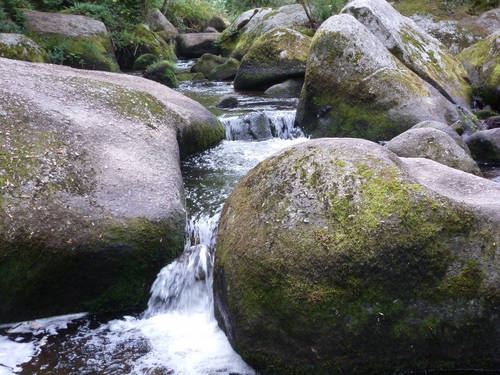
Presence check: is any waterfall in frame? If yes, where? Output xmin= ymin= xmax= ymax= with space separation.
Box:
xmin=144 ymin=214 xmax=220 ymax=318
xmin=220 ymin=110 xmax=304 ymax=141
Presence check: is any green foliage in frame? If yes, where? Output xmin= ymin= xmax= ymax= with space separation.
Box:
xmin=165 ymin=0 xmax=221 ymax=32
xmin=308 ymin=0 xmax=347 ymax=23
xmin=223 ymin=0 xmax=294 ymax=16
xmin=0 ymin=0 xmax=29 ymax=33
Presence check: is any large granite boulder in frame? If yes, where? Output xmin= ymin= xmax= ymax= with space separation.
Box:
xmin=234 ymin=28 xmax=310 ymax=91
xmin=410 ymin=120 xmax=469 ymax=152
xmin=296 ymin=14 xmax=459 ymax=141
xmin=176 ymin=33 xmax=220 ymax=58
xmin=459 ymin=31 xmax=500 ymax=111
xmin=466 ymin=128 xmax=500 ymax=163
xmin=342 ymin=0 xmax=471 ymax=108
xmin=386 ymin=128 xmax=481 ymax=175
xmin=215 ymin=138 xmax=500 ymax=374
xmin=0 ymin=33 xmax=49 ymax=63
xmin=146 ymin=8 xmax=178 ymax=37
xmin=0 ymin=59 xmax=179 ymax=322
xmin=23 ymin=10 xmax=119 ymax=72
xmin=218 ymin=4 xmax=311 ymax=60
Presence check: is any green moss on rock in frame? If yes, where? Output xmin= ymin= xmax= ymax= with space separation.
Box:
xmin=0 ymin=33 xmax=49 ymax=63
xmin=144 ymin=60 xmax=179 ymax=88
xmin=116 ymin=24 xmax=176 ymax=70
xmin=459 ymin=31 xmax=500 ymax=110
xmin=215 ymin=138 xmax=499 ymax=374
xmin=29 ymin=31 xmax=119 ymax=72
xmin=179 ymin=120 xmax=225 ymax=156
xmin=133 ymin=53 xmax=158 ymax=71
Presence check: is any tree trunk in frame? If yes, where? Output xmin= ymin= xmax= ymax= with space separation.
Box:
xmin=299 ymin=0 xmax=317 ymax=29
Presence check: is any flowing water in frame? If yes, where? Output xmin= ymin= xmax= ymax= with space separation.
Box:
xmin=0 ymin=61 xmax=306 ymax=375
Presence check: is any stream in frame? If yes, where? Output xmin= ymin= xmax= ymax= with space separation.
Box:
xmin=1 ymin=60 xmax=498 ymax=375
xmin=0 ymin=60 xmax=307 ymax=375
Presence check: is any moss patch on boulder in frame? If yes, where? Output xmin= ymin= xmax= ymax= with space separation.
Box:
xmin=144 ymin=60 xmax=179 ymax=88
xmin=215 ymin=138 xmax=500 ymax=374
xmin=459 ymin=31 xmax=500 ymax=111
xmin=296 ymin=14 xmax=459 ymax=141
xmin=0 ymin=33 xmax=49 ymax=63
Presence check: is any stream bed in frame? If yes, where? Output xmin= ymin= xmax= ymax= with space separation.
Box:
xmin=0 ymin=62 xmax=307 ymax=375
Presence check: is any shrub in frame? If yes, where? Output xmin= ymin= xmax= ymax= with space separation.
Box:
xmin=164 ymin=0 xmax=222 ymax=32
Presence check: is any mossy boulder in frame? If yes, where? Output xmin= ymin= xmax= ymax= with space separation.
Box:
xmin=208 ymin=57 xmax=239 ymax=81
xmin=215 ymin=138 xmax=500 ymax=375
xmin=144 ymin=60 xmax=178 ymax=88
xmin=264 ymin=78 xmax=303 ymax=98
xmin=206 ymin=15 xmax=230 ymax=32
xmin=133 ymin=53 xmax=158 ymax=71
xmin=116 ymin=24 xmax=177 ymax=71
xmin=176 ymin=33 xmax=220 ymax=58
xmin=342 ymin=0 xmax=471 ymax=108
xmin=465 ymin=128 xmax=500 ymax=163
xmin=23 ymin=10 xmax=119 ymax=72
xmin=459 ymin=31 xmax=500 ymax=111
xmin=0 ymin=58 xmax=191 ymax=323
xmin=296 ymin=14 xmax=459 ymax=141
xmin=0 ymin=33 xmax=49 ymax=63
xmin=191 ymin=53 xmax=227 ymax=77
xmin=386 ymin=128 xmax=481 ymax=175
xmin=234 ymin=28 xmax=310 ymax=91
xmin=217 ymin=5 xmax=311 ymax=60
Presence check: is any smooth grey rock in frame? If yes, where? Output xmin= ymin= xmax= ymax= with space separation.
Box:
xmin=0 ymin=57 xmax=193 ymax=322
xmin=411 ymin=120 xmax=469 ymax=152
xmin=466 ymin=128 xmax=500 ymax=163
xmin=342 ymin=0 xmax=471 ymax=108
xmin=264 ymin=78 xmax=303 ymax=98
xmin=23 ymin=9 xmax=108 ymax=37
xmin=296 ymin=14 xmax=460 ymax=141
xmin=203 ymin=26 xmax=218 ymax=33
xmin=215 ymin=137 xmax=500 ymax=374
xmin=386 ymin=127 xmax=481 ymax=175
xmin=176 ymin=33 xmax=220 ymax=58
xmin=486 ymin=116 xmax=500 ymax=129
xmin=146 ymin=8 xmax=178 ymax=35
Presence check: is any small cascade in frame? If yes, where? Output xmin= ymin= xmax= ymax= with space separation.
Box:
xmin=144 ymin=214 xmax=220 ymax=318
xmin=220 ymin=110 xmax=304 ymax=141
